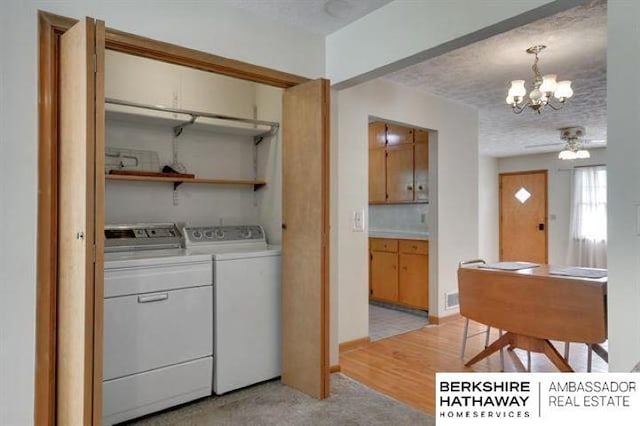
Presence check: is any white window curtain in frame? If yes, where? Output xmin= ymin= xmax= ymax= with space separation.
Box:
xmin=567 ymin=165 xmax=607 ymax=267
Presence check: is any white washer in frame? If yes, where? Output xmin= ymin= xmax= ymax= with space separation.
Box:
xmin=184 ymin=225 xmax=282 ymax=394
xmin=103 ymin=224 xmax=213 ymax=425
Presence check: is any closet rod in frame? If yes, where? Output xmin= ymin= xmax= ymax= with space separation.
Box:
xmin=105 ymin=97 xmax=280 ymax=138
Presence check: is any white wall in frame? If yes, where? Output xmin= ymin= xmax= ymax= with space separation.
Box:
xmin=105 ymin=121 xmax=260 ymax=226
xmin=478 ymin=155 xmax=499 ymax=261
xmin=335 ymin=79 xmax=478 ymax=344
xmin=607 ymin=1 xmax=640 ymax=372
xmin=496 ymin=149 xmax=606 ymax=265
xmin=0 ymin=2 xmax=323 ymax=424
xmin=326 ymin=0 xmax=559 ymax=86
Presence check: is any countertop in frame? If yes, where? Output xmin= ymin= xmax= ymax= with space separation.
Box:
xmin=368 ymin=230 xmax=429 ymax=241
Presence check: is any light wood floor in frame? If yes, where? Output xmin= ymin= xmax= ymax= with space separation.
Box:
xmin=340 ymin=317 xmax=607 ymax=415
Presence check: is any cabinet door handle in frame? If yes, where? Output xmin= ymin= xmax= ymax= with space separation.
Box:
xmin=412 ymin=245 xmax=418 ymax=250
xmin=138 ymin=293 xmax=169 ymax=303
xmin=418 ymin=185 xmax=423 ymax=191
xmin=407 ymin=185 xmax=413 ymax=191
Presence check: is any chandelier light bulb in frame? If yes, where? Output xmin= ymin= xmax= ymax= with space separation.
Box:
xmin=506 ymin=95 xmax=515 ymax=105
xmin=539 ymin=74 xmax=558 ymax=94
xmin=554 ymin=81 xmax=573 ymax=100
xmin=509 ymin=80 xmax=527 ymax=98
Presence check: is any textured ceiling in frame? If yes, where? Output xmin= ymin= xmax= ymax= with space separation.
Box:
xmin=222 ymin=0 xmax=393 ymax=35
xmin=384 ymin=1 xmax=607 ymax=157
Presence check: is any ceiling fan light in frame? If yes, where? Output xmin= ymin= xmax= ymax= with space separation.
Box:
xmin=509 ymin=80 xmax=527 ymax=98
xmin=575 ymin=149 xmax=591 ymax=159
xmin=554 ymin=81 xmax=573 ymax=99
xmin=539 ymin=74 xmax=558 ymax=94
xmin=559 ymin=150 xmax=577 ymax=160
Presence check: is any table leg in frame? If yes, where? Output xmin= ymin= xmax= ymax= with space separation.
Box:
xmin=541 ymin=340 xmax=573 ymax=372
xmin=464 ymin=332 xmax=512 ymax=367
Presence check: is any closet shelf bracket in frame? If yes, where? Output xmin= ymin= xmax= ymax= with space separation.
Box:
xmin=254 ymin=123 xmax=279 ymax=145
xmin=174 ymin=115 xmax=197 ymax=138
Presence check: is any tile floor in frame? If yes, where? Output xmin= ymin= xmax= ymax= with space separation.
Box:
xmin=369 ymin=304 xmax=429 ymax=341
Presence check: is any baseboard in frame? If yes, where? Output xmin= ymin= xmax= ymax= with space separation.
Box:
xmin=428 ymin=313 xmax=462 ymax=325
xmin=339 ymin=337 xmax=371 ymax=353
xmin=329 ymin=364 xmax=341 ymax=373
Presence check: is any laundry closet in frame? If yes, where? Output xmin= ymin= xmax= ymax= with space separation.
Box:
xmin=101 ymin=50 xmax=284 ymax=424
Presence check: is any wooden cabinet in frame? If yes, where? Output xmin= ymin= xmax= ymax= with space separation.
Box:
xmin=386 ymin=124 xmax=413 ymax=146
xmin=370 ymin=251 xmax=398 ymax=302
xmin=386 ymin=145 xmax=414 ymax=202
xmin=414 ymin=141 xmax=428 ymax=202
xmin=368 ymin=149 xmax=386 ymax=203
xmin=368 ymin=121 xmax=429 ymax=204
xmin=368 ymin=122 xmax=387 ymax=149
xmin=369 ymin=238 xmax=428 ymax=310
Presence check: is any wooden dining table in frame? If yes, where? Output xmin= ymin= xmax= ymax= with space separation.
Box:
xmin=458 ymin=263 xmax=607 ymax=372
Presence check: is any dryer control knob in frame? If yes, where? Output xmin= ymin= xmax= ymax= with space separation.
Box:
xmin=192 ymin=230 xmax=202 ymax=239
xmin=215 ymin=229 xmax=225 ymax=239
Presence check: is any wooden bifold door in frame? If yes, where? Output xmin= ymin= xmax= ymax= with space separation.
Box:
xmin=57 ymin=16 xmax=105 ymax=425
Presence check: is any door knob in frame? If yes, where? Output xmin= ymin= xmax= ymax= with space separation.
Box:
xmin=538 ymin=223 xmax=545 ymax=231
xmin=282 ymin=223 xmax=287 ymax=230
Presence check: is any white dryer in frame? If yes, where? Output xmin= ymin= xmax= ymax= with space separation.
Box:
xmin=183 ymin=225 xmax=282 ymax=394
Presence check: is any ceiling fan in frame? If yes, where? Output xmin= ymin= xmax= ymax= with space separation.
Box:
xmin=524 ymin=126 xmax=605 ymax=159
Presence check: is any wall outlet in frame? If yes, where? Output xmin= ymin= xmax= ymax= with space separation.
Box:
xmin=420 ymin=213 xmax=426 ymax=224
xmin=352 ymin=208 xmax=365 ymax=232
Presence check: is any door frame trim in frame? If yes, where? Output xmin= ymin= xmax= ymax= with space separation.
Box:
xmin=498 ymin=169 xmax=548 ymax=263
xmin=36 ymin=9 xmax=320 ymax=424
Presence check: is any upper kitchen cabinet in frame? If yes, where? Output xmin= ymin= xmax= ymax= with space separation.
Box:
xmin=368 ymin=121 xmax=386 ymax=149
xmin=369 ymin=148 xmax=386 ymax=203
xmin=368 ymin=121 xmax=429 ymax=204
xmin=106 ymin=51 xmax=180 ymax=114
xmin=414 ymin=132 xmax=429 ymax=201
xmin=386 ymin=124 xmax=413 ymax=146
xmin=180 ymin=67 xmax=256 ymax=119
xmin=386 ymin=144 xmax=414 ymax=203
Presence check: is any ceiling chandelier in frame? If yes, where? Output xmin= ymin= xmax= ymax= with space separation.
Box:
xmin=558 ymin=126 xmax=590 ymax=160
xmin=506 ymin=45 xmax=574 ymax=114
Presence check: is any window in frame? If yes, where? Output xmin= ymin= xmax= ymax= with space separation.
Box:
xmin=567 ymin=165 xmax=607 ymax=267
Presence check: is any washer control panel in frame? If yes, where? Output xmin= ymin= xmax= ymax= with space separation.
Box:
xmin=183 ymin=225 xmax=265 ymax=246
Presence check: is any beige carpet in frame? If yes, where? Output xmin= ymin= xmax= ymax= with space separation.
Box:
xmin=123 ymin=373 xmax=434 ymax=425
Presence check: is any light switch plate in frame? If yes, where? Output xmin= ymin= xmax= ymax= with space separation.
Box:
xmin=352 ymin=208 xmax=365 ymax=232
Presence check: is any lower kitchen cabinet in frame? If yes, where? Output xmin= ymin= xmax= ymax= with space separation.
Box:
xmin=399 ymin=253 xmax=428 ymax=310
xmin=370 ymin=251 xmax=398 ymax=302
xmin=369 ymin=238 xmax=429 ymax=311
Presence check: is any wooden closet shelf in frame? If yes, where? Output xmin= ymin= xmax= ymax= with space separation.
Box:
xmin=106 ymin=174 xmax=267 ymax=190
